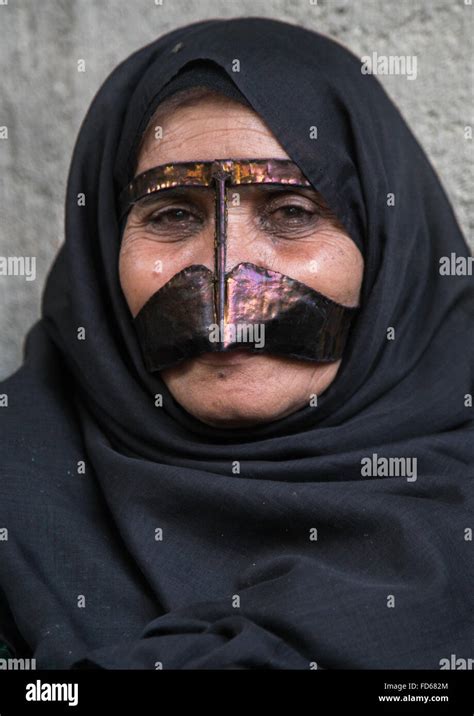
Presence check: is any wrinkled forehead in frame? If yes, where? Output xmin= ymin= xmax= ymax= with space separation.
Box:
xmin=118 ymin=157 xmax=311 ymax=220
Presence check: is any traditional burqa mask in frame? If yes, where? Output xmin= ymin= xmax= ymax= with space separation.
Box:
xmin=119 ymin=157 xmax=359 ymax=372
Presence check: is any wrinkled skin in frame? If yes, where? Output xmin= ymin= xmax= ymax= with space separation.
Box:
xmin=119 ymin=94 xmax=364 ymax=427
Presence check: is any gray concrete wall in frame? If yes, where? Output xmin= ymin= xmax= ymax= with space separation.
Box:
xmin=0 ymin=0 xmax=472 ymax=380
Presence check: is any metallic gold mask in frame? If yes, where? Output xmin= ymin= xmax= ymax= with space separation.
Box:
xmin=119 ymin=159 xmax=358 ymax=372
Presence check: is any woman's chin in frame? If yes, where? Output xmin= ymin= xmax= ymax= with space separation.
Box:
xmin=174 ymin=397 xmax=298 ymax=428
xmin=161 ymin=353 xmax=341 ymax=427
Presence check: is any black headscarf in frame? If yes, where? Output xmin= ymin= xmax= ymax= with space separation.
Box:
xmin=1 ymin=18 xmax=472 ymax=669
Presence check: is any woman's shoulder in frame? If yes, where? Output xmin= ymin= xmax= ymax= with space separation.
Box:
xmin=0 ymin=321 xmax=83 ymax=460
xmin=0 ymin=322 xmax=87 ymax=507
xmin=0 ymin=588 xmax=33 ymax=661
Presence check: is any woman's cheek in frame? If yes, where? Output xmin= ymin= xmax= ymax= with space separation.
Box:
xmin=281 ymin=234 xmax=363 ymax=306
xmin=119 ymin=237 xmax=166 ymax=315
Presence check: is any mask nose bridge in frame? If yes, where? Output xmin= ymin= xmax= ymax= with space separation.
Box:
xmin=210 ymin=161 xmax=231 ymax=344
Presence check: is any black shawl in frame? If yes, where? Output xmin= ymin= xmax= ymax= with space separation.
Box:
xmin=1 ymin=17 xmax=472 ymax=669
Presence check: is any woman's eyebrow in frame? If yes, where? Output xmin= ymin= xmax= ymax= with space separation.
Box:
xmin=130 ymin=184 xmax=327 ymax=212
xmin=132 ymin=185 xmax=212 ymax=208
xmin=262 ymin=186 xmax=320 ymax=198
xmin=238 ymin=185 xmax=329 ymax=205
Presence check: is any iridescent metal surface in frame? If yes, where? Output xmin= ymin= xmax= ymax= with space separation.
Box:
xmin=118 ymin=158 xmax=312 ymax=219
xmin=119 ymin=158 xmax=358 ymax=372
xmin=133 ymin=262 xmax=358 ymax=373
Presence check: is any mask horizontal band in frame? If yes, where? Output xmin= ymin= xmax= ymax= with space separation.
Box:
xmin=118 ymin=158 xmax=311 ymax=219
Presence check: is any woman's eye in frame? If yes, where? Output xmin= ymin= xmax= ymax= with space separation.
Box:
xmin=256 ymin=197 xmax=323 ymax=240
xmin=261 ymin=201 xmax=318 ymax=233
xmin=148 ymin=207 xmax=202 ymax=227
xmin=271 ymin=205 xmax=314 ymax=221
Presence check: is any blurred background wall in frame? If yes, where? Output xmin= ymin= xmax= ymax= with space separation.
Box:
xmin=0 ymin=0 xmax=472 ymax=380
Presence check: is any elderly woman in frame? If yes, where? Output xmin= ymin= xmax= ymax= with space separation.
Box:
xmin=0 ymin=18 xmax=472 ymax=670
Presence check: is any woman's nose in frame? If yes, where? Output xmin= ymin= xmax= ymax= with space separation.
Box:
xmin=187 ymin=197 xmax=273 ymax=272
xmin=222 ymin=205 xmax=272 ymax=271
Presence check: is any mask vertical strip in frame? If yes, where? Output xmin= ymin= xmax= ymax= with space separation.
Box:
xmin=211 ymin=162 xmax=230 ymax=350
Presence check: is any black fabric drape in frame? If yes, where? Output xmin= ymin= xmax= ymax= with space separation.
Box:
xmin=0 ymin=17 xmax=472 ymax=670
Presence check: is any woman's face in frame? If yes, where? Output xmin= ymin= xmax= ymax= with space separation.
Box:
xmin=119 ymin=95 xmax=364 ymax=427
